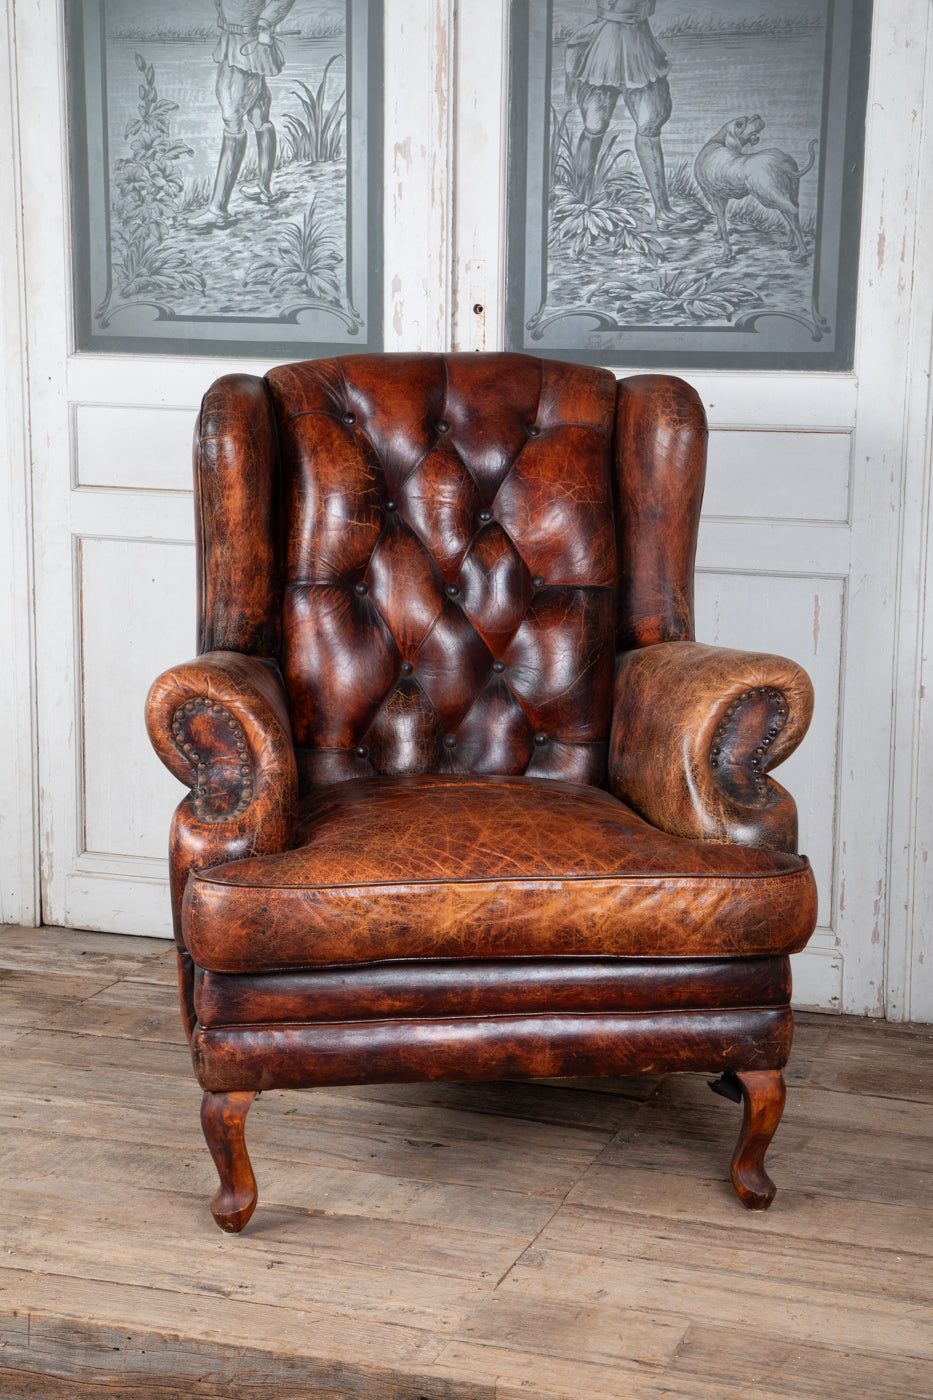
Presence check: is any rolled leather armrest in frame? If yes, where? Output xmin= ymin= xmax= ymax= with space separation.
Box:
xmin=145 ymin=650 xmax=298 ymax=942
xmin=609 ymin=641 xmax=814 ymax=852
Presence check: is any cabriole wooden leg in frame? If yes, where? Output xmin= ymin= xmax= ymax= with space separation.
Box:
xmin=722 ymin=1069 xmax=778 ymax=1204
xmin=730 ymin=1069 xmax=786 ymax=1210
xmin=200 ymin=1090 xmax=258 ymax=1233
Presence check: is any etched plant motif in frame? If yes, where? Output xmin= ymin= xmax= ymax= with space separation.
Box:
xmin=105 ymin=53 xmax=204 ymax=304
xmin=281 ymin=56 xmax=346 ymax=164
xmin=605 ymin=267 xmax=765 ymax=324
xmin=653 ymin=268 xmax=762 ymax=321
xmin=548 ymin=109 xmax=662 ymax=264
xmin=245 ymin=197 xmax=342 ymax=302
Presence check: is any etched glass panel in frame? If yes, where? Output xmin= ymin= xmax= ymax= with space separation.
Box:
xmin=67 ymin=0 xmax=382 ymax=355
xmin=508 ymin=0 xmax=872 ymax=369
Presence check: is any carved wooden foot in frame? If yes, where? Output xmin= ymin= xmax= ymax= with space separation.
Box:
xmin=200 ymin=1090 xmax=258 ymax=1233
xmin=730 ymin=1069 xmax=786 ymax=1210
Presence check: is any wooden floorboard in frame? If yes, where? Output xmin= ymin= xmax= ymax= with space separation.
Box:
xmin=1 ymin=927 xmax=932 ymax=1399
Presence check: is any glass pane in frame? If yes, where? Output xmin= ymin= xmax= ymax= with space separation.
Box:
xmin=66 ymin=0 xmax=383 ymax=356
xmin=507 ymin=0 xmax=872 ymax=369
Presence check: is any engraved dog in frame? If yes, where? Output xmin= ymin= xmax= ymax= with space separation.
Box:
xmin=693 ymin=115 xmax=818 ymax=265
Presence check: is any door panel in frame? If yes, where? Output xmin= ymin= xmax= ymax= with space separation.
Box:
xmin=702 ymin=430 xmax=852 ymax=524
xmin=80 ymin=537 xmax=195 ymax=861
xmin=695 ymin=569 xmax=845 ymax=1010
xmin=74 ymin=406 xmax=195 ymax=493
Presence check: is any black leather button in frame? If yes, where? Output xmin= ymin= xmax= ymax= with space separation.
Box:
xmin=478 ymin=510 xmax=492 ymax=523
xmin=437 ymin=420 xmax=450 ymax=433
xmin=446 ymin=583 xmax=460 ymax=597
xmin=532 ymin=574 xmax=545 ymax=588
xmin=528 ymin=425 xmax=541 ymax=437
xmin=385 ymin=500 xmax=396 ymax=512
xmin=534 ymin=732 xmax=549 ymax=746
xmin=354 ymin=581 xmax=368 ymax=595
xmin=355 ymin=743 xmax=368 ymax=758
xmin=443 ymin=734 xmax=457 ymax=748
xmin=400 ymin=661 xmax=413 ymax=675
xmin=343 ymin=412 xmax=356 ymax=425
xmin=492 ymin=660 xmax=505 ymax=673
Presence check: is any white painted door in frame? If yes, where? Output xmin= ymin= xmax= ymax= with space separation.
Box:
xmin=10 ymin=0 xmax=933 ymax=1022
xmin=453 ymin=0 xmax=933 ymax=1019
xmin=14 ymin=0 xmax=453 ymax=939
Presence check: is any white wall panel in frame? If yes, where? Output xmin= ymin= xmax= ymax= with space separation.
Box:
xmin=704 ymin=430 xmax=851 ymax=523
xmin=79 ymin=537 xmax=195 ymax=862
xmin=695 ymin=569 xmax=845 ymax=1010
xmin=75 ymin=405 xmax=196 ymax=493
xmin=694 ymin=570 xmax=844 ymax=919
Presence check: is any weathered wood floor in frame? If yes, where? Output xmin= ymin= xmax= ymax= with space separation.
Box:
xmin=0 ymin=926 xmax=931 ymax=1400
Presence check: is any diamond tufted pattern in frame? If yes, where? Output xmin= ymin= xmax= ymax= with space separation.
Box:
xmin=265 ymin=354 xmax=618 ymax=792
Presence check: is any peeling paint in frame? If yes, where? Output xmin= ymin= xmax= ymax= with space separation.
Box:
xmin=870 ymin=879 xmax=883 ymax=946
xmin=391 ymin=275 xmax=403 ymax=339
xmin=839 ymin=879 xmax=845 ymax=912
xmin=393 ymin=138 xmax=413 ymax=173
xmin=877 ymin=226 xmax=885 ymax=271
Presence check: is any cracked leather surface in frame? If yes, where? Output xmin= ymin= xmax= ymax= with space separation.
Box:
xmin=268 ymin=353 xmax=618 ymax=789
xmin=191 ymin=1008 xmax=794 ymax=1093
xmin=194 ymin=955 xmax=792 ymax=1028
xmin=610 ymin=640 xmax=814 ymax=851
xmin=183 ymin=774 xmax=816 ymax=973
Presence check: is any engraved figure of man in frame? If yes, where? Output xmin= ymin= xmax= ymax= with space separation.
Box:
xmin=566 ymin=0 xmax=676 ymax=227
xmin=189 ymin=0 xmax=296 ymax=230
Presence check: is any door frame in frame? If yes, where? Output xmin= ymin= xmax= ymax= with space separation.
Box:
xmin=0 ymin=0 xmax=40 ymax=928
xmin=887 ymin=4 xmax=933 ymax=1022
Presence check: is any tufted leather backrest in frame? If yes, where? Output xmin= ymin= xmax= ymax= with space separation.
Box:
xmin=263 ymin=353 xmax=618 ymax=791
xmin=194 ymin=353 xmax=708 ymax=796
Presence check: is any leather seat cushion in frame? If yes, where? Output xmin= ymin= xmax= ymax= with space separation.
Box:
xmin=183 ymin=775 xmax=817 ymax=973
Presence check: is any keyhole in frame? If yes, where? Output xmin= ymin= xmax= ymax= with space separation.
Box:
xmin=472 ymin=303 xmax=484 ymax=315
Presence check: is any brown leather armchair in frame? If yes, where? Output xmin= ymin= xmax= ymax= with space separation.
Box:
xmin=146 ymin=353 xmax=816 ymax=1233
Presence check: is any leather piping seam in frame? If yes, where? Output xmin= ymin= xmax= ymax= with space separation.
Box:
xmin=194 ymin=860 xmax=811 ymax=892
xmin=192 ymin=1005 xmax=790 ymax=1033
xmin=288 ymin=775 xmax=657 ymax=804
xmin=193 ymin=953 xmax=792 ymax=976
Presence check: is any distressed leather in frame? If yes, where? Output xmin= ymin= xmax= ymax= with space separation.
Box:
xmin=194 ymin=956 xmax=793 ymax=1028
xmin=192 ymin=1008 xmax=794 ymax=1094
xmin=265 ymin=354 xmax=618 ymax=790
xmin=145 ymin=649 xmax=298 ymax=948
xmin=611 ymin=641 xmax=814 ymax=851
xmin=184 ymin=776 xmax=816 ymax=973
xmin=144 ymin=351 xmax=818 ymax=1104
